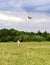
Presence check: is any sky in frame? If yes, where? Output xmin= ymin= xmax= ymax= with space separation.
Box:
xmin=0 ymin=0 xmax=50 ymax=32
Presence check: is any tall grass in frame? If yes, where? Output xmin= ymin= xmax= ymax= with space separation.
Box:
xmin=0 ymin=42 xmax=50 ymax=65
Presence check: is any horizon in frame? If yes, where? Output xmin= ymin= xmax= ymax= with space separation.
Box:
xmin=0 ymin=28 xmax=49 ymax=33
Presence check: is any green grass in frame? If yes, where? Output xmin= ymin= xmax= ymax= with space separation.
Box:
xmin=0 ymin=42 xmax=50 ymax=65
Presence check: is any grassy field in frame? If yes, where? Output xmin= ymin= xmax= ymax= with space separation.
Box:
xmin=0 ymin=42 xmax=50 ymax=65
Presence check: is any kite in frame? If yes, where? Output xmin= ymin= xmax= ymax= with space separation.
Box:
xmin=28 ymin=16 xmax=32 ymax=19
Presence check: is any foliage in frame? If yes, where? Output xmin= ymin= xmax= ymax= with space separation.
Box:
xmin=31 ymin=35 xmax=46 ymax=41
xmin=0 ymin=28 xmax=50 ymax=42
xmin=47 ymin=35 xmax=50 ymax=41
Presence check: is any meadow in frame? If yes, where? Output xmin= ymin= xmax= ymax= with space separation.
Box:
xmin=0 ymin=42 xmax=50 ymax=65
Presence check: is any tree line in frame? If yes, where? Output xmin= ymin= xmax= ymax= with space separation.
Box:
xmin=0 ymin=28 xmax=50 ymax=42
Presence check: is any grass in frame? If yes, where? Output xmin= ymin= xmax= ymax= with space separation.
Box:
xmin=0 ymin=42 xmax=50 ymax=65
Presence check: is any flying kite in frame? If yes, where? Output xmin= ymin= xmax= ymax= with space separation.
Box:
xmin=28 ymin=16 xmax=32 ymax=19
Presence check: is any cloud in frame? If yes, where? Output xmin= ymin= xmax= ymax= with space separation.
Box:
xmin=0 ymin=0 xmax=50 ymax=32
xmin=18 ymin=0 xmax=50 ymax=6
xmin=0 ymin=13 xmax=24 ymax=22
xmin=0 ymin=0 xmax=50 ymax=15
xmin=0 ymin=11 xmax=50 ymax=23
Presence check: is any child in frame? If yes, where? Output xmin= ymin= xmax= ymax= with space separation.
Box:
xmin=17 ymin=40 xmax=20 ymax=47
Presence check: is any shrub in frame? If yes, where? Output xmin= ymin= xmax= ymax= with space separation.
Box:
xmin=32 ymin=35 xmax=46 ymax=42
xmin=47 ymin=35 xmax=50 ymax=41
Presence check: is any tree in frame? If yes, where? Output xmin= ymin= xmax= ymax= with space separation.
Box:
xmin=47 ymin=35 xmax=50 ymax=41
xmin=42 ymin=31 xmax=48 ymax=38
xmin=37 ymin=30 xmax=42 ymax=35
xmin=0 ymin=28 xmax=49 ymax=42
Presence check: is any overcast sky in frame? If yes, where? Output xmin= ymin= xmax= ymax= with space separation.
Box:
xmin=0 ymin=0 xmax=50 ymax=32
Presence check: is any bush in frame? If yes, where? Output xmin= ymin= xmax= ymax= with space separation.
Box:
xmin=47 ymin=35 xmax=50 ymax=41
xmin=1 ymin=36 xmax=11 ymax=42
xmin=22 ymin=35 xmax=31 ymax=41
xmin=32 ymin=35 xmax=46 ymax=41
